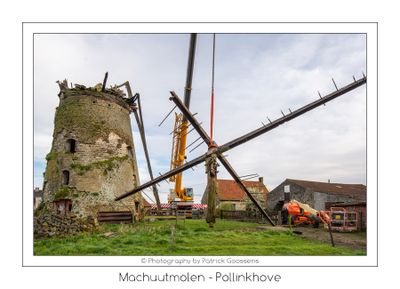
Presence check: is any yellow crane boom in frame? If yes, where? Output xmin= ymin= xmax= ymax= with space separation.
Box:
xmin=169 ymin=113 xmax=192 ymax=202
xmin=168 ymin=33 xmax=197 ymax=203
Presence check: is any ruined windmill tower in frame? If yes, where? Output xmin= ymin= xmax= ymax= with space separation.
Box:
xmin=42 ymin=79 xmax=143 ymax=221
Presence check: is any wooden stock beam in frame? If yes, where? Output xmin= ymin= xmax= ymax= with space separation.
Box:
xmin=115 ymin=76 xmax=367 ymax=215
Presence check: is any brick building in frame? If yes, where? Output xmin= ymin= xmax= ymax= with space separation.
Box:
xmin=201 ymin=177 xmax=269 ymax=211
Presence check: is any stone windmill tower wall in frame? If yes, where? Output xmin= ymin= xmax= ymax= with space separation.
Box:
xmin=42 ymin=80 xmax=143 ymax=220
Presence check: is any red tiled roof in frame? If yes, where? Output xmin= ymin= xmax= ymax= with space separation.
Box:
xmin=287 ymin=179 xmax=366 ymax=199
xmin=217 ymin=179 xmax=269 ymax=201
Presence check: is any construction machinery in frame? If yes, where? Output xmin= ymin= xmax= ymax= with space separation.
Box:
xmin=168 ymin=112 xmax=194 ymax=205
xmin=281 ymin=200 xmax=358 ymax=232
xmin=281 ymin=199 xmax=336 ymax=247
xmin=281 ymin=199 xmax=331 ymax=228
xmin=324 ymin=206 xmax=358 ymax=232
xmin=166 ymin=34 xmax=197 ymax=215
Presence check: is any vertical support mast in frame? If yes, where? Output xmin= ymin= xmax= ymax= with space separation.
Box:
xmin=183 ymin=33 xmax=197 ymax=114
xmin=174 ymin=33 xmax=197 ymax=200
xmin=209 ymin=33 xmax=216 ymax=146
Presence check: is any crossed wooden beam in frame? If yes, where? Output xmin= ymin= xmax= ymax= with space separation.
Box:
xmin=115 ymin=75 xmax=367 ymax=226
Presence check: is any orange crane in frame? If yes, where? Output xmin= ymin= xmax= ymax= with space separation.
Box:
xmin=281 ymin=199 xmax=331 ymax=228
xmin=281 ymin=199 xmax=336 ymax=246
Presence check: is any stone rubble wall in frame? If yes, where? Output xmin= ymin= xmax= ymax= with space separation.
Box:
xmin=34 ymin=213 xmax=98 ymax=238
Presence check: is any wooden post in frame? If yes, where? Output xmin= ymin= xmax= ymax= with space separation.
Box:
xmin=327 ymin=222 xmax=335 ymax=247
xmin=205 ymin=153 xmax=218 ymax=228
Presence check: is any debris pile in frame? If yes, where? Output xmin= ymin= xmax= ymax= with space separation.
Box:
xmin=34 ymin=213 xmax=98 ymax=238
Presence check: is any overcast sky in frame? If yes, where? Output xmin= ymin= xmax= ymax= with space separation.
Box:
xmin=34 ymin=33 xmax=366 ymax=204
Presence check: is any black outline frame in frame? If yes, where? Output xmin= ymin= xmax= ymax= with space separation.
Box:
xmin=22 ymin=21 xmax=378 ymax=268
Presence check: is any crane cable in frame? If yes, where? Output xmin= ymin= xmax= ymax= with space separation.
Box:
xmin=209 ymin=33 xmax=216 ymax=148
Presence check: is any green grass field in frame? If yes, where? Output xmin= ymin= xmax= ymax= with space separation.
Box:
xmin=34 ymin=219 xmax=366 ymax=256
